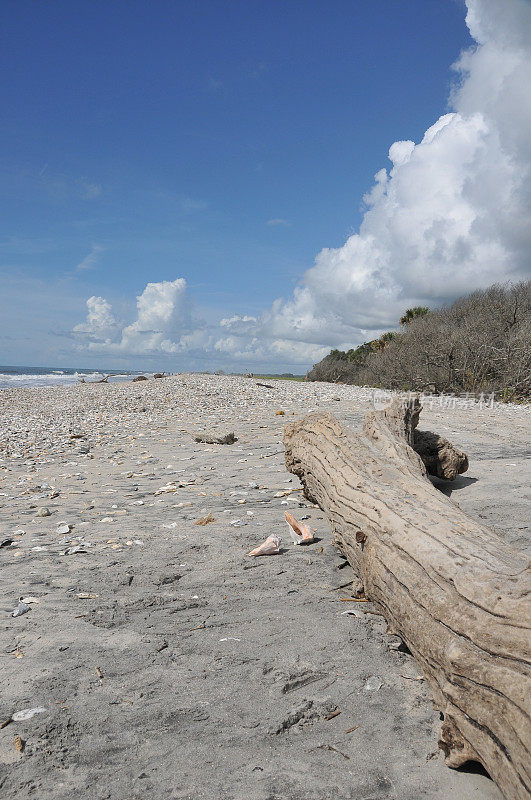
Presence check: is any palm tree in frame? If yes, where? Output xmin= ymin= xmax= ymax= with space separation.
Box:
xmin=400 ymin=306 xmax=429 ymax=326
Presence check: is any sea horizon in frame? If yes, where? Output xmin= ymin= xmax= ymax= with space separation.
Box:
xmin=0 ymin=365 xmax=306 ymax=389
xmin=0 ymin=364 xmax=143 ymax=389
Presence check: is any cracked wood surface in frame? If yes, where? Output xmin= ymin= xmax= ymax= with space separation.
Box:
xmin=284 ymin=398 xmax=531 ymax=800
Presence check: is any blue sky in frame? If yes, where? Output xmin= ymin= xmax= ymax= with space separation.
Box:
xmin=1 ymin=0 xmax=529 ymax=371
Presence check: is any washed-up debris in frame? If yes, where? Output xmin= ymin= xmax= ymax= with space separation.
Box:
xmin=332 ymin=580 xmax=354 ymax=591
xmin=154 ymin=482 xmax=181 ymax=495
xmin=275 ymin=410 xmax=285 ymax=416
xmin=36 ymin=507 xmax=51 ymax=517
xmin=61 ymin=545 xmax=89 ymax=555
xmin=316 ymin=744 xmax=350 ymax=760
xmin=364 ymin=676 xmax=382 ymax=692
xmin=57 ymin=523 xmax=72 ymax=534
xmin=77 ymin=592 xmax=99 ymax=599
xmin=194 ymin=512 xmax=215 ymax=526
xmin=12 ymin=601 xmax=31 ymax=617
xmin=324 ymin=709 xmax=341 ymax=720
xmin=12 ymin=707 xmax=46 ymax=722
xmin=248 ymin=534 xmax=281 ymax=557
xmin=14 ymin=735 xmax=25 ymax=752
xmin=20 ymin=596 xmax=39 ymax=604
xmin=1 ymin=537 xmax=14 ymax=548
xmin=345 ymin=725 xmax=360 ymax=734
xmin=194 ymin=432 xmax=237 ymax=445
xmin=284 ymin=511 xmax=315 ymax=545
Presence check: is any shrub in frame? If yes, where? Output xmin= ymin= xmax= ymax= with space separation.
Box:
xmin=308 ymin=281 xmax=530 ymax=400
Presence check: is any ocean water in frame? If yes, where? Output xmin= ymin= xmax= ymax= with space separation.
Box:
xmin=0 ymin=365 xmax=140 ymax=390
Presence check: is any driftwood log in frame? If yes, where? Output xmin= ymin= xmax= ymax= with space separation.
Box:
xmin=413 ymin=428 xmax=468 ymax=480
xmin=284 ymin=399 xmax=530 ymax=800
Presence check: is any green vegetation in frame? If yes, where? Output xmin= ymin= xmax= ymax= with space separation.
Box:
xmin=307 ymin=281 xmax=530 ymax=401
xmin=399 ymin=306 xmax=429 ymax=326
xmin=254 ymin=373 xmax=305 ymax=382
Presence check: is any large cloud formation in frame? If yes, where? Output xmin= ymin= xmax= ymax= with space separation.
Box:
xmin=219 ymin=0 xmax=531 ymax=362
xmin=73 ymin=0 xmax=531 ymax=368
xmin=74 ymin=279 xmax=210 ymax=356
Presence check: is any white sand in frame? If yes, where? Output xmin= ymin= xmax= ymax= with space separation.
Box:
xmin=1 ymin=375 xmax=528 ymax=799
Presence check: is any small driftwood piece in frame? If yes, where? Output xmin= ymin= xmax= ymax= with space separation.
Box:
xmin=79 ymin=374 xmax=112 ymax=384
xmin=194 ymin=432 xmax=237 ymax=445
xmin=284 ymin=398 xmax=530 ymax=800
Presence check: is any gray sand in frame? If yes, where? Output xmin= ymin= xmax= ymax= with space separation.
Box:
xmin=1 ymin=375 xmax=528 ymax=799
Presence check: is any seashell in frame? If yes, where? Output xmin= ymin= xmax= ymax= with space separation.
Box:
xmin=284 ymin=511 xmax=315 ymax=545
xmin=12 ymin=706 xmax=46 ymax=722
xmin=248 ymin=534 xmax=281 ymax=557
xmin=57 ymin=524 xmax=71 ymax=535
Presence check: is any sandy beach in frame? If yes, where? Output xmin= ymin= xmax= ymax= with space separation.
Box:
xmin=0 ymin=375 xmax=529 ymax=800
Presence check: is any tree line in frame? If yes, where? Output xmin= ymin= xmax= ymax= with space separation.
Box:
xmin=307 ymin=281 xmax=530 ymax=401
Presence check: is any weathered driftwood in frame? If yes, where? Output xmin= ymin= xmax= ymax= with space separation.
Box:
xmin=78 ymin=374 xmax=110 ymax=384
xmin=284 ymin=399 xmax=530 ymax=800
xmin=194 ymin=432 xmax=237 ymax=445
xmin=413 ymin=428 xmax=468 ymax=480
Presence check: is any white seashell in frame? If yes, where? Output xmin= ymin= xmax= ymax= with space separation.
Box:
xmin=248 ymin=534 xmax=281 ymax=557
xmin=12 ymin=707 xmax=47 ymax=722
xmin=57 ymin=524 xmax=71 ymax=535
xmin=284 ymin=511 xmax=315 ymax=545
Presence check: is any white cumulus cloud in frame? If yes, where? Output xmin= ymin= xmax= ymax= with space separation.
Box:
xmin=220 ymin=0 xmax=531 ymax=360
xmin=73 ymin=296 xmax=117 ymax=343
xmin=74 ymin=279 xmax=211 ymax=356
